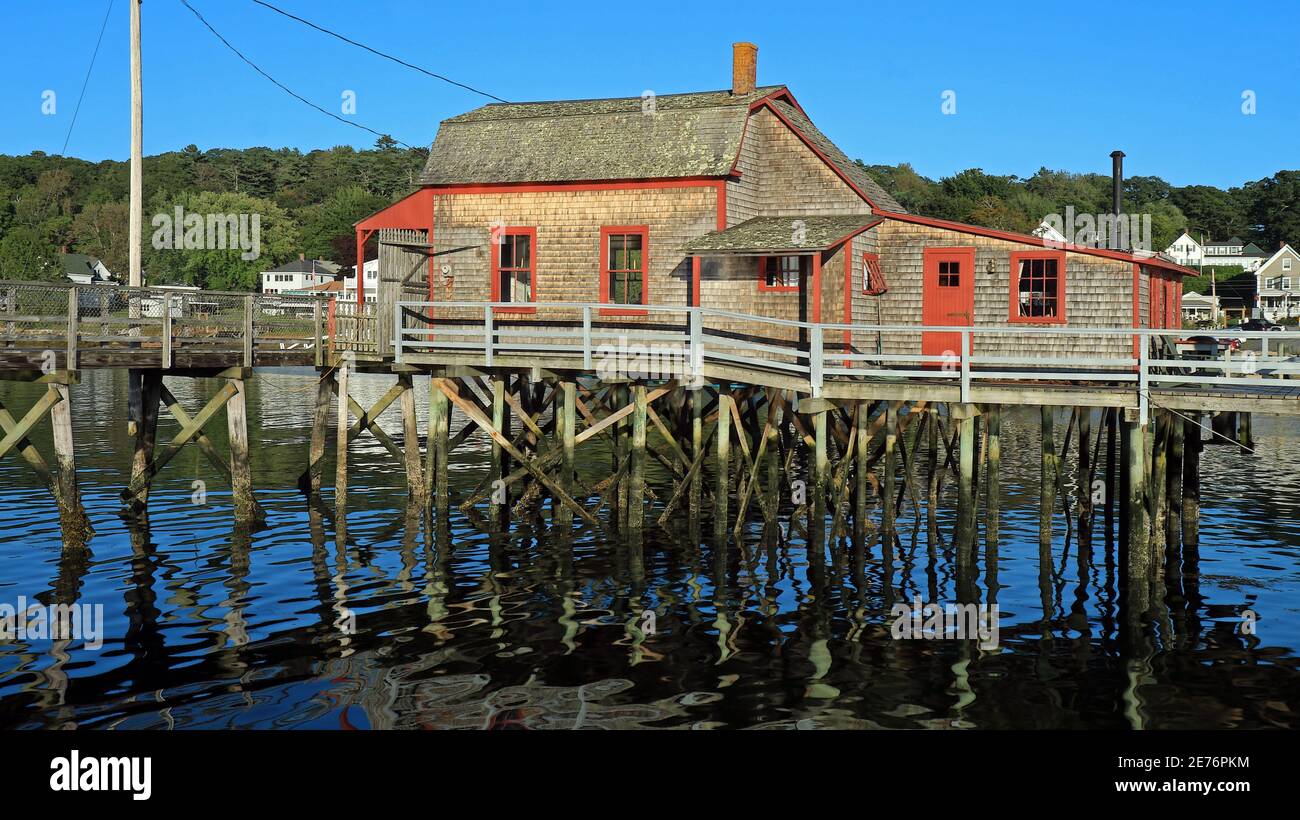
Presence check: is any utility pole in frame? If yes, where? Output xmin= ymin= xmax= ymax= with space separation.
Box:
xmin=129 ymin=0 xmax=142 ymax=288
xmin=127 ymin=0 xmax=143 ymax=436
xmin=1202 ymin=230 xmax=1219 ymax=325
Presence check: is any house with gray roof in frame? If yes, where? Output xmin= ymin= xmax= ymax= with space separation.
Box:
xmin=56 ymin=252 xmax=116 ymax=285
xmin=349 ymin=43 xmax=1193 ymax=363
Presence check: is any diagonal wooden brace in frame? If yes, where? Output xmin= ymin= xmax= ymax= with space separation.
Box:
xmin=432 ymin=378 xmax=599 ymax=527
xmin=121 ymin=381 xmax=237 ymax=503
xmin=158 ymin=384 xmax=267 ymax=521
xmin=0 ymin=392 xmax=60 ymax=493
xmin=0 ymin=388 xmax=62 ymax=462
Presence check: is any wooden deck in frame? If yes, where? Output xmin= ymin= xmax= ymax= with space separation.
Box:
xmin=378 ymin=300 xmax=1300 ymax=419
xmin=0 ymin=281 xmax=327 ymax=373
xmin=3 ymin=283 xmax=1296 ymax=419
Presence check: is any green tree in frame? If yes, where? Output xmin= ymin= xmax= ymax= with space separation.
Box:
xmin=0 ymin=226 xmax=58 ymax=280
xmin=144 ymin=190 xmax=299 ymax=290
xmin=298 ymin=185 xmax=386 ymax=261
xmin=71 ymin=199 xmax=130 ymax=274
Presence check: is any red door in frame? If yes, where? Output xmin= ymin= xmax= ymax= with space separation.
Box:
xmin=922 ymin=248 xmax=976 ymax=362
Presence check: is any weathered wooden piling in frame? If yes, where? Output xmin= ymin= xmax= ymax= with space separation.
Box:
xmin=398 ymin=373 xmax=423 ymax=504
xmin=883 ymin=401 xmax=898 ymax=536
xmin=985 ymin=404 xmax=1000 ymax=545
xmin=811 ymin=401 xmax=828 ymax=551
xmin=854 ymin=399 xmax=870 ymax=543
xmin=629 ymin=384 xmax=647 ymax=536
xmin=127 ymin=371 xmax=162 ymax=515
xmin=715 ymin=385 xmax=732 ymax=542
xmin=1238 ymin=412 xmax=1253 ymax=449
xmin=1150 ymin=410 xmax=1169 ymax=564
xmin=556 ymin=380 xmax=576 ymax=529
xmin=956 ymin=405 xmax=977 ymax=547
xmin=1166 ymin=412 xmax=1184 ymax=547
xmin=1182 ymin=412 xmax=1201 ymax=548
xmin=334 ymin=358 xmax=350 ymax=514
xmin=1076 ymin=407 xmax=1091 ymax=543
xmin=490 ymin=376 xmax=508 ymax=519
xmin=1040 ymin=406 xmax=1056 ymax=549
xmin=430 ymin=375 xmax=451 ymax=519
xmin=226 ymin=375 xmax=254 ymax=521
xmin=304 ymin=371 xmax=333 ymax=495
xmin=689 ymin=388 xmax=703 ymax=520
xmin=1125 ymin=414 xmax=1149 ymax=579
xmin=49 ymin=382 xmax=78 ymax=512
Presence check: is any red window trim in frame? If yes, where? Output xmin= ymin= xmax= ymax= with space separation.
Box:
xmin=1008 ymin=250 xmax=1067 ymax=325
xmin=756 ymin=255 xmax=803 ymax=293
xmin=599 ymin=225 xmax=649 ymax=316
xmin=489 ymin=226 xmax=538 ymax=314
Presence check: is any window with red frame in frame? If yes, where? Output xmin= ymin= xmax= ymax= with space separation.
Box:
xmin=492 ymin=228 xmax=535 ymax=309
xmin=1011 ymin=254 xmax=1064 ymax=321
xmin=759 ymin=256 xmax=803 ymax=291
xmin=602 ymin=228 xmax=647 ymax=308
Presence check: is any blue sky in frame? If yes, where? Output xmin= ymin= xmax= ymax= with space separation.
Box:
xmin=3 ymin=0 xmax=1295 ymax=188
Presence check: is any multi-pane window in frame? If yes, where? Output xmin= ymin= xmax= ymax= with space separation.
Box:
xmin=497 ymin=231 xmax=533 ymax=304
xmin=604 ymin=230 xmax=645 ymax=305
xmin=938 ymin=260 xmax=961 ymax=287
xmin=1011 ymin=254 xmax=1064 ymax=321
xmin=760 ymin=256 xmax=801 ymax=290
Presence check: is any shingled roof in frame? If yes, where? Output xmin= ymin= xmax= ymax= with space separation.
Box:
xmin=765 ymin=100 xmax=903 ymax=212
xmin=683 ymin=215 xmax=881 ymax=254
xmin=418 ymin=86 xmax=906 ymax=212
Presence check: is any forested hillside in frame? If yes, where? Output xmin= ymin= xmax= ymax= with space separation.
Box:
xmin=0 ymin=136 xmax=426 ymax=290
xmin=858 ymin=162 xmax=1300 ymax=258
xmin=1 ymin=135 xmax=1295 ymax=294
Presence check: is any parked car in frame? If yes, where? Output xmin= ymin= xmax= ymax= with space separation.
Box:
xmin=1229 ymin=318 xmax=1284 ymax=332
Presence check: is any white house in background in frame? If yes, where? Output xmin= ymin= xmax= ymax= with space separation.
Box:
xmin=1164 ymin=231 xmax=1270 ymax=271
xmin=57 ymin=252 xmax=116 ymax=285
xmin=341 ymin=257 xmax=378 ymax=304
xmin=1180 ymin=291 xmax=1219 ymax=323
xmin=1165 ymin=230 xmax=1203 ymax=267
xmin=260 ymin=256 xmax=337 ymax=294
xmin=1203 ymin=236 xmax=1268 ymax=270
xmin=1253 ymin=243 xmax=1300 ymax=322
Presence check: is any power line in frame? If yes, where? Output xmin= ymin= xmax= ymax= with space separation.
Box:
xmin=250 ymin=0 xmax=509 ymax=104
xmin=61 ymin=0 xmax=116 ymax=155
xmin=179 ymin=0 xmax=414 ymax=148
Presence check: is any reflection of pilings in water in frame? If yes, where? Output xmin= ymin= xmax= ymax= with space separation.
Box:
xmin=1166 ymin=411 xmax=1184 ymax=551
xmin=331 ymin=512 xmax=355 ymax=657
xmin=1150 ymin=411 xmax=1169 ymax=581
xmin=218 ymin=523 xmax=253 ymax=655
xmin=1182 ymin=412 xmax=1202 ymax=549
xmin=1040 ymin=406 xmax=1056 ymax=552
xmin=28 ymin=521 xmax=95 ymax=719
xmin=121 ymin=515 xmax=165 ymax=688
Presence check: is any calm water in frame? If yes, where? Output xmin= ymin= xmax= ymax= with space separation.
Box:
xmin=1 ymin=368 xmax=1298 ymax=729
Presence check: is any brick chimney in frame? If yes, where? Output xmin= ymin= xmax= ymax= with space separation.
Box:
xmin=299 ymin=252 xmax=305 ymax=261
xmin=732 ymin=43 xmax=757 ymax=95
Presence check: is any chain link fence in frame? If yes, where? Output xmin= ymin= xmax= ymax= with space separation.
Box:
xmin=0 ymin=280 xmax=327 ymax=368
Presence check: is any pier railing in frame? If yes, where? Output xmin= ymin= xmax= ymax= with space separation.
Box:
xmin=0 ymin=280 xmax=330 ymax=369
xmin=393 ymin=300 xmax=1300 ymax=417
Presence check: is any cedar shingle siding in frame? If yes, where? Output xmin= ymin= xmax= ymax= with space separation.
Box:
xmin=371 ymin=81 xmax=1184 ymax=365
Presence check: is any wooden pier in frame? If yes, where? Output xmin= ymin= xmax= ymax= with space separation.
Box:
xmin=2 ymin=284 xmax=1297 ymax=627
